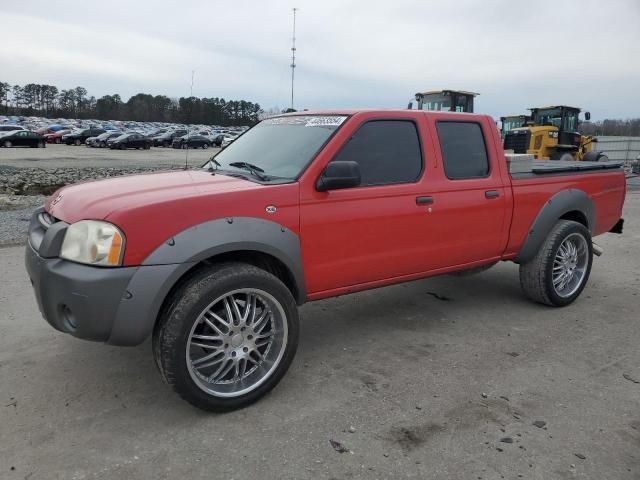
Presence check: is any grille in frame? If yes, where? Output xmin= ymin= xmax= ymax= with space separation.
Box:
xmin=504 ymin=130 xmax=531 ymax=154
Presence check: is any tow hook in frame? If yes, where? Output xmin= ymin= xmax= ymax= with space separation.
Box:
xmin=593 ymin=243 xmax=604 ymax=257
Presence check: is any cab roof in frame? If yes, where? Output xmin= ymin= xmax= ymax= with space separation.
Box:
xmin=528 ymin=105 xmax=581 ymax=111
xmin=278 ymin=108 xmax=484 ymax=117
xmin=416 ymin=89 xmax=479 ymax=97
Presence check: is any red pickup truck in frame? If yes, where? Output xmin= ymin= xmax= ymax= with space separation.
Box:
xmin=25 ymin=110 xmax=626 ymax=411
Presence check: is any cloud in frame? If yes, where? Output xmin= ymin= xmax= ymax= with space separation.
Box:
xmin=1 ymin=0 xmax=639 ymax=120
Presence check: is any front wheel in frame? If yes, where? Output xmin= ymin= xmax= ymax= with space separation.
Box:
xmin=202 ymin=143 xmax=209 ymax=149
xmin=3 ymin=140 xmax=12 ymax=148
xmin=153 ymin=263 xmax=299 ymax=412
xmin=519 ymin=220 xmax=593 ymax=307
xmin=74 ymin=139 xmax=82 ymax=146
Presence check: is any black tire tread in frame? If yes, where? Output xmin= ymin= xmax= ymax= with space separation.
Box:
xmin=152 ymin=262 xmax=299 ymax=412
xmin=519 ymin=220 xmax=591 ymax=307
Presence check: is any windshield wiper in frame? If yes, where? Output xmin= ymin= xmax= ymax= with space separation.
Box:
xmin=204 ymin=158 xmax=221 ymax=172
xmin=228 ymin=162 xmax=268 ymax=181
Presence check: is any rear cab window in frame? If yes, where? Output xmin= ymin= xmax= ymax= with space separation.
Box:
xmin=436 ymin=121 xmax=489 ymax=179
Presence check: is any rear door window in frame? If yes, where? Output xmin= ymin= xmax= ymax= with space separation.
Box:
xmin=436 ymin=122 xmax=489 ymax=179
xmin=330 ymin=120 xmax=422 ymax=186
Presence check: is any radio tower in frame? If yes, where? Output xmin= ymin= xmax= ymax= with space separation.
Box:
xmin=290 ymin=7 xmax=298 ymax=111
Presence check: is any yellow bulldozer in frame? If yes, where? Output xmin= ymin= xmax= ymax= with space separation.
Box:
xmin=503 ymin=105 xmax=607 ymax=161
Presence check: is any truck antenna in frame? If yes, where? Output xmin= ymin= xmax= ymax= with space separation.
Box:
xmin=290 ymin=7 xmax=298 ymax=111
xmin=185 ymin=69 xmax=195 ymax=170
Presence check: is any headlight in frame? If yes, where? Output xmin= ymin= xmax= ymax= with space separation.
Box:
xmin=60 ymin=220 xmax=125 ymax=266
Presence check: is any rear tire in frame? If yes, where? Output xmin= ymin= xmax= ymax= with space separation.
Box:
xmin=153 ymin=263 xmax=299 ymax=412
xmin=519 ymin=220 xmax=592 ymax=307
xmin=55 ymin=138 xmax=61 ymax=144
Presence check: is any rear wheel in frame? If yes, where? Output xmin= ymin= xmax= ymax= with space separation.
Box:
xmin=519 ymin=220 xmax=592 ymax=307
xmin=181 ymin=143 xmax=188 ymax=149
xmin=38 ymin=141 xmax=45 ymax=148
xmin=54 ymin=138 xmax=61 ymax=144
xmin=153 ymin=263 xmax=299 ymax=412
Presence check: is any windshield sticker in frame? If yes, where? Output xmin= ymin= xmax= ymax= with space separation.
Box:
xmin=261 ymin=115 xmax=347 ymax=127
xmin=304 ymin=116 xmax=347 ymax=127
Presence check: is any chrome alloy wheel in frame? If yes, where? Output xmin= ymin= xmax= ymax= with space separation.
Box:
xmin=552 ymin=233 xmax=589 ymax=298
xmin=186 ymin=288 xmax=288 ymax=398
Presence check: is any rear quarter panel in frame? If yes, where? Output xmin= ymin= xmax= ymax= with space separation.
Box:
xmin=505 ymin=170 xmax=626 ymax=258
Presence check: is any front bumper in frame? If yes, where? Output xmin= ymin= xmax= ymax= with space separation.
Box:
xmin=25 ymin=208 xmax=194 ymax=346
xmin=26 ymin=241 xmax=137 ymax=343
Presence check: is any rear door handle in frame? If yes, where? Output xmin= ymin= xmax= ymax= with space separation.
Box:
xmin=416 ymin=196 xmax=434 ymax=205
xmin=485 ymin=190 xmax=500 ymax=199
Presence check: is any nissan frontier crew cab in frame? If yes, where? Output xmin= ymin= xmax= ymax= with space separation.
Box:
xmin=25 ymin=110 xmax=626 ymax=411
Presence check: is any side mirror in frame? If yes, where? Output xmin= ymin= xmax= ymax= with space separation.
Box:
xmin=316 ymin=161 xmax=361 ymax=192
xmin=407 ymin=102 xmax=413 ymax=110
xmin=585 ymin=111 xmax=591 ymax=121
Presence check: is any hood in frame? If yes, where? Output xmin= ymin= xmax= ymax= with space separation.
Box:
xmin=46 ymin=169 xmax=262 ymax=223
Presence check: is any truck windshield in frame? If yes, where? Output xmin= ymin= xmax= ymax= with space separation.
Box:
xmin=209 ymin=115 xmax=347 ymax=180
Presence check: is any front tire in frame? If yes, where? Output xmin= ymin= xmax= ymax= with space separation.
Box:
xmin=153 ymin=263 xmax=299 ymax=412
xmin=519 ymin=220 xmax=593 ymax=307
xmin=3 ymin=140 xmax=12 ymax=148
xmin=74 ymin=139 xmax=82 ymax=146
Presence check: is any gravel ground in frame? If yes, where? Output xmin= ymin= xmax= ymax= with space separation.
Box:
xmin=0 ymin=195 xmax=44 ymax=246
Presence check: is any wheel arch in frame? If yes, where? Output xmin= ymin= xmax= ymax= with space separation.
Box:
xmin=108 ymin=218 xmax=306 ymax=346
xmin=515 ymin=189 xmax=594 ymax=264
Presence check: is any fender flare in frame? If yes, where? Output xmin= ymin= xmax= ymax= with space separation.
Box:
xmin=107 ymin=217 xmax=305 ymax=346
xmin=143 ymin=216 xmax=306 ymax=299
xmin=515 ymin=189 xmax=595 ymax=264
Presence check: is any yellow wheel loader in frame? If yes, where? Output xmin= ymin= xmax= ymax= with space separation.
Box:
xmin=500 ymin=114 xmax=530 ymax=138
xmin=503 ymin=105 xmax=606 ymax=161
xmin=410 ymin=89 xmax=479 ymax=113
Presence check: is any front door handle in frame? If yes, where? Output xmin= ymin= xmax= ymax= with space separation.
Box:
xmin=485 ymin=190 xmax=500 ymax=199
xmin=416 ymin=196 xmax=434 ymax=205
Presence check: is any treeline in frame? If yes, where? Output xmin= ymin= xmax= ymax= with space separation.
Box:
xmin=0 ymin=82 xmax=261 ymax=126
xmin=580 ymin=119 xmax=640 ymax=136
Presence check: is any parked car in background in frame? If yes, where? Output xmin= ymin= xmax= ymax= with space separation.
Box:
xmin=63 ymin=128 xmax=106 ymax=146
xmin=221 ymin=133 xmax=238 ymax=148
xmin=0 ymin=125 xmax=26 ymax=134
xmin=171 ymin=134 xmax=212 ymax=149
xmin=44 ymin=129 xmax=72 ymax=144
xmin=91 ymin=132 xmax=122 ymax=148
xmin=108 ymin=133 xmax=152 ymax=150
xmin=153 ymin=130 xmax=188 ymax=147
xmin=202 ymin=132 xmax=225 ymax=147
xmin=1 ymin=130 xmax=46 ymax=148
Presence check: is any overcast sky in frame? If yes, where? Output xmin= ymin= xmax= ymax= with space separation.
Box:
xmin=1 ymin=0 xmax=639 ymax=120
